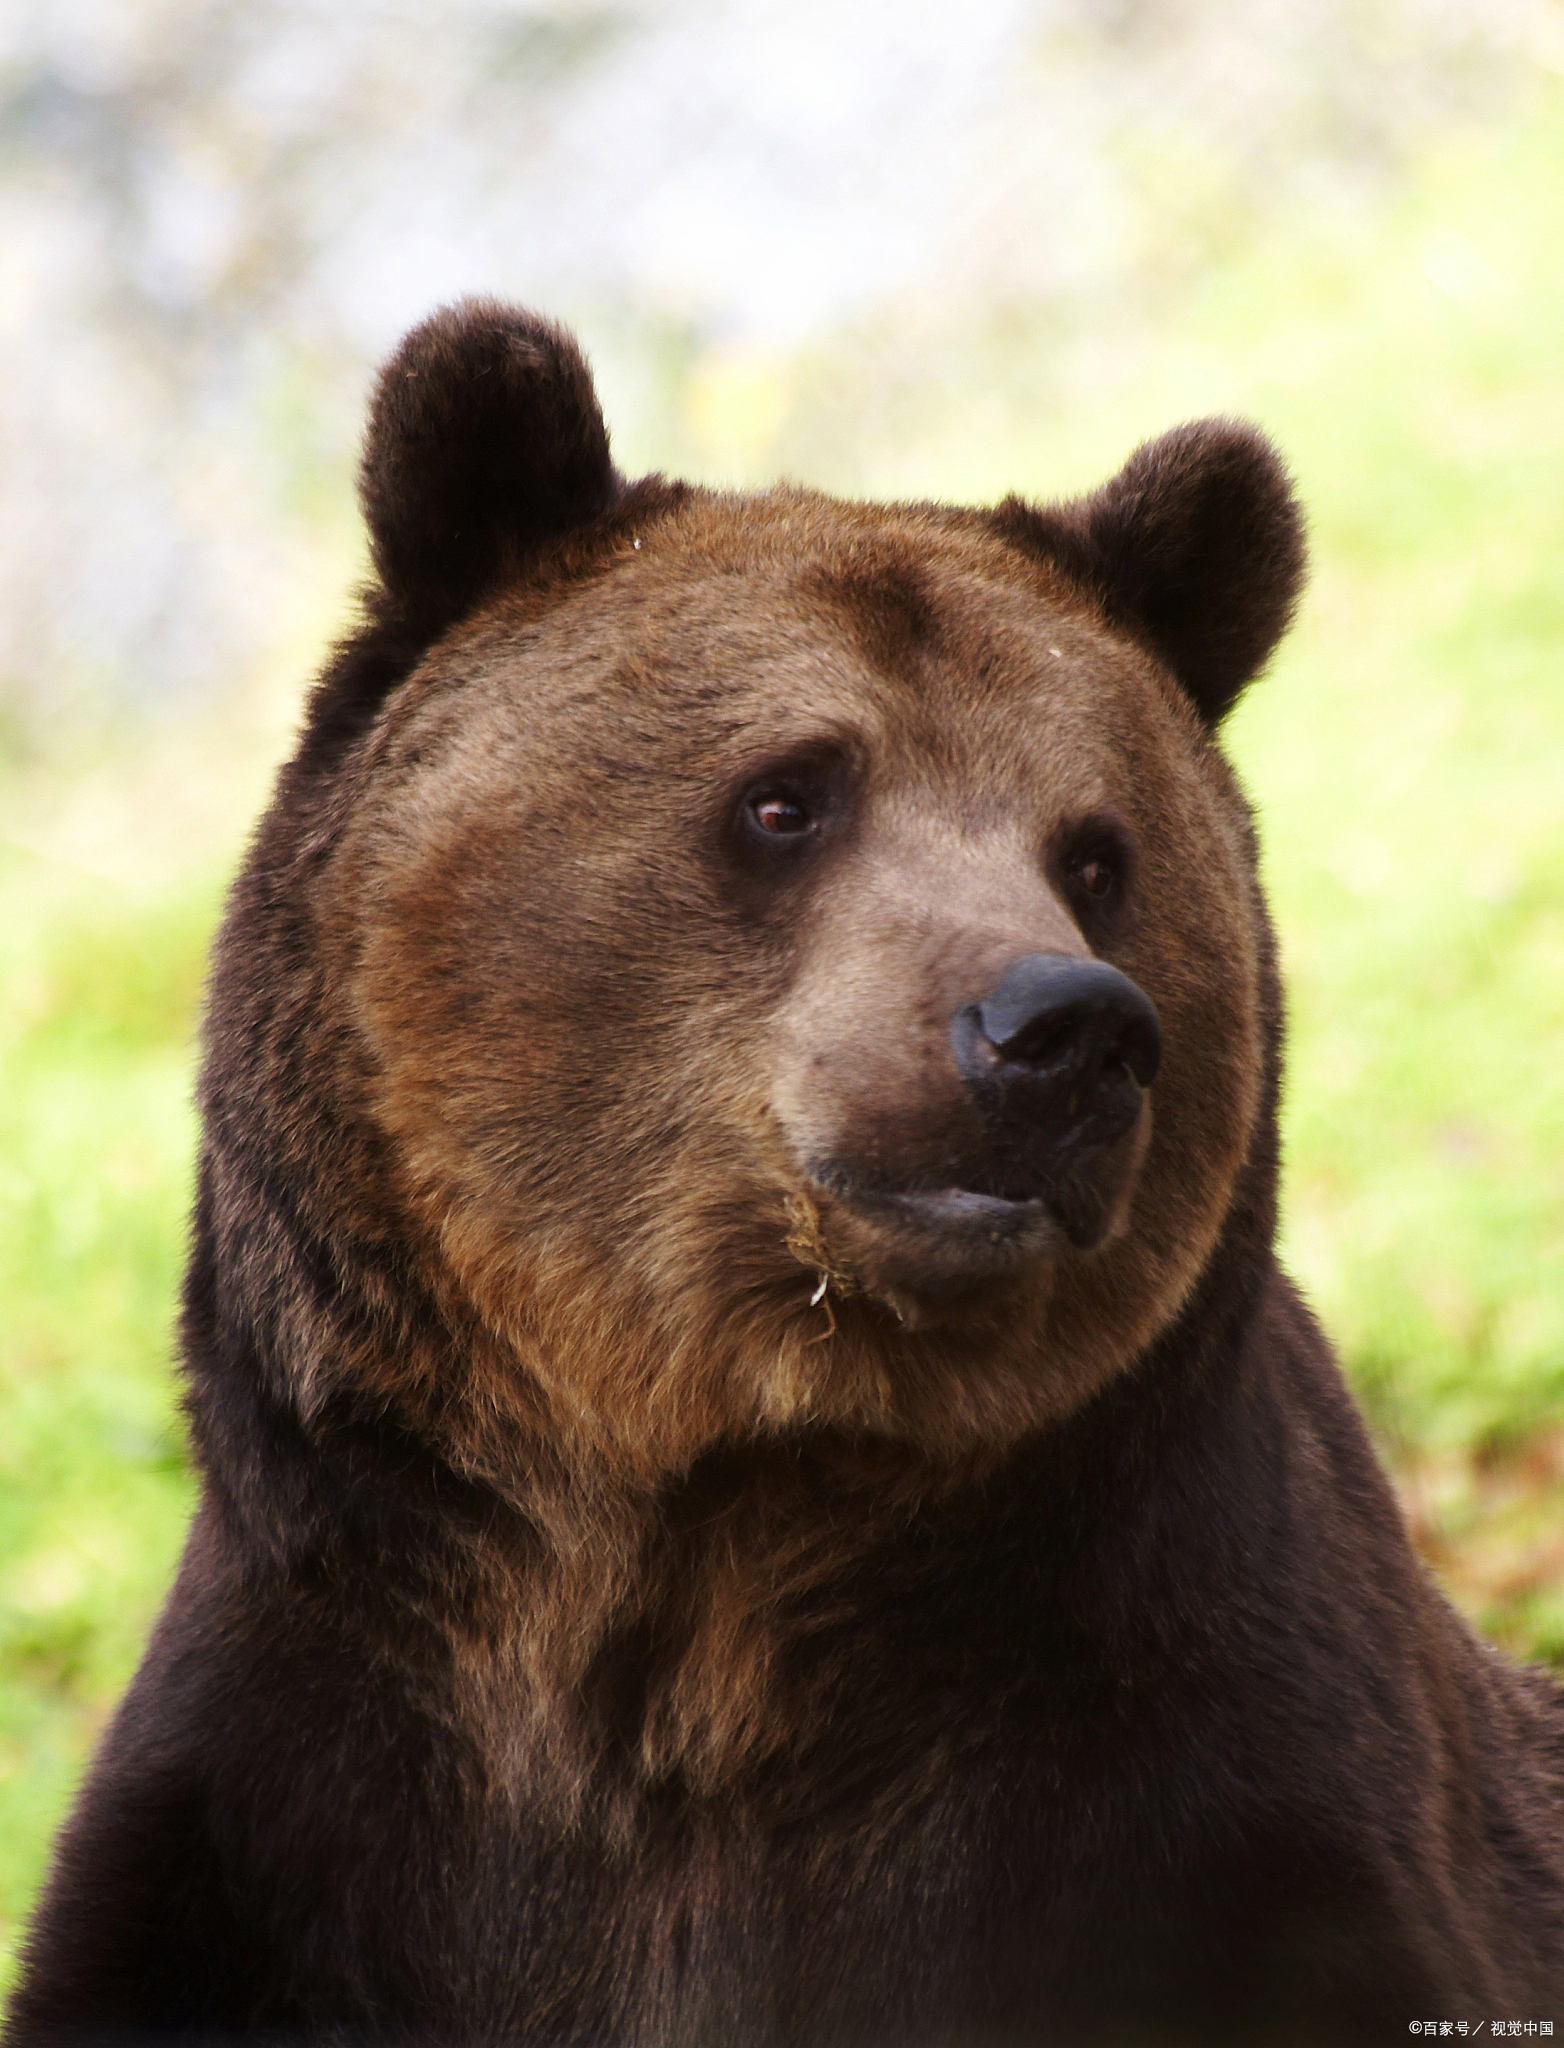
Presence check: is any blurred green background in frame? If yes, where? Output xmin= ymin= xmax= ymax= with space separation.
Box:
xmin=3 ymin=0 xmax=1563 ymax=2000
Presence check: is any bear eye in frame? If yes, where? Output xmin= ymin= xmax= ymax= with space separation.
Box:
xmin=726 ymin=744 xmax=852 ymax=873
xmin=1074 ymin=856 xmax=1115 ymax=898
xmin=748 ymin=793 xmax=813 ymax=837
xmin=1056 ymin=813 xmax=1136 ymax=920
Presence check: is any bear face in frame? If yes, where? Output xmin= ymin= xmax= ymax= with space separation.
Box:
xmin=329 ymin=494 xmax=1271 ymax=1482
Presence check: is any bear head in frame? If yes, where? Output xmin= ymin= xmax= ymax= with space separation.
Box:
xmin=197 ymin=300 xmax=1303 ymax=1499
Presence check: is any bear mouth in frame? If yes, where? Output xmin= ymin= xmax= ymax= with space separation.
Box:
xmin=856 ymin=1182 xmax=1055 ymax=1236
xmin=848 ymin=1172 xmax=1121 ymax=1245
xmin=800 ymin=1133 xmax=1146 ymax=1301
xmin=796 ymin=1169 xmax=1065 ymax=1305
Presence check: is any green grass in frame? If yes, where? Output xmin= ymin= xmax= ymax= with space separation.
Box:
xmin=1200 ymin=108 xmax=1564 ymax=1656
xmin=3 ymin=88 xmax=1563 ymax=2003
xmin=0 ymin=850 xmax=210 ymax=1990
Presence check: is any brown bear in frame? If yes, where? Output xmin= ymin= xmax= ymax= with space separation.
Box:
xmin=7 ymin=299 xmax=1564 ymax=2044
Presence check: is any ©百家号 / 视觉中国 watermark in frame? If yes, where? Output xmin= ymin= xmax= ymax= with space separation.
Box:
xmin=1409 ymin=2025 xmax=1554 ymax=2037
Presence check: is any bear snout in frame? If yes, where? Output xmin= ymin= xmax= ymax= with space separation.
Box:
xmin=791 ymin=953 xmax=1159 ymax=1297
xmin=943 ymin=953 xmax=1160 ymax=1248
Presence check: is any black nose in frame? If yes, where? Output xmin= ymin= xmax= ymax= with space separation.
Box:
xmin=965 ymin=954 xmax=1161 ymax=1092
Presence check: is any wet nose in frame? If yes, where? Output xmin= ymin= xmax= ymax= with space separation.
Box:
xmin=960 ymin=953 xmax=1162 ymax=1092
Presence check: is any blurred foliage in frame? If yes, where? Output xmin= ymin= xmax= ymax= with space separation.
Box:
xmin=3 ymin=59 xmax=1564 ymax=2011
xmin=0 ymin=0 xmax=1546 ymax=718
xmin=0 ymin=851 xmax=210 ymax=1991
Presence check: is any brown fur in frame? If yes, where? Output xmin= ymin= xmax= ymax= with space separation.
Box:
xmin=9 ymin=302 xmax=1561 ymax=2044
xmin=311 ymin=501 xmax=1268 ymax=1788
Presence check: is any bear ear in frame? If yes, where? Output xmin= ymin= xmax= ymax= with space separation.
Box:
xmin=359 ymin=298 xmax=619 ymax=637
xmin=992 ymin=420 xmax=1306 ymax=727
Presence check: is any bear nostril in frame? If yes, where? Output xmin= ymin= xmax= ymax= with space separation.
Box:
xmin=1099 ymin=1010 xmax=1162 ymax=1092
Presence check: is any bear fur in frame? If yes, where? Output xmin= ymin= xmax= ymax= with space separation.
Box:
xmin=8 ymin=299 xmax=1564 ymax=2044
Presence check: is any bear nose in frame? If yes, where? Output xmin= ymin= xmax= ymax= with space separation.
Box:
xmin=964 ymin=954 xmax=1162 ymax=1092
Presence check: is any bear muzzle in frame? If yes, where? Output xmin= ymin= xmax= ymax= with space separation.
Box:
xmin=948 ymin=951 xmax=1161 ymax=1237
xmin=801 ymin=953 xmax=1161 ymax=1297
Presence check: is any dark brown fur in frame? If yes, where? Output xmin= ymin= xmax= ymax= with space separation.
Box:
xmin=8 ymin=302 xmax=1563 ymax=2045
